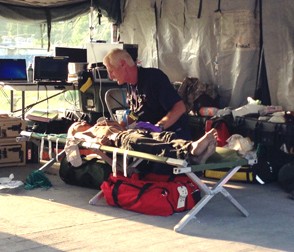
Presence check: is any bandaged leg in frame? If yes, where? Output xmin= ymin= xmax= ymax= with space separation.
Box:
xmin=64 ymin=138 xmax=82 ymax=167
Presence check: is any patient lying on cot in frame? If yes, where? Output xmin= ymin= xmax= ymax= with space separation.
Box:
xmin=67 ymin=120 xmax=217 ymax=164
xmin=67 ymin=119 xmax=218 ymax=165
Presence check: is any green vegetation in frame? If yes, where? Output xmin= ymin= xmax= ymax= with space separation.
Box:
xmin=0 ymin=11 xmax=111 ymax=50
xmin=0 ymin=11 xmax=111 ymax=116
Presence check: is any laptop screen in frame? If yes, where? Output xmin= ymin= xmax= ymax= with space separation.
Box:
xmin=0 ymin=58 xmax=27 ymax=81
xmin=34 ymin=56 xmax=69 ymax=82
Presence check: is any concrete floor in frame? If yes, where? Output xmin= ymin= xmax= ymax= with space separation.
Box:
xmin=1 ymin=163 xmax=294 ymax=252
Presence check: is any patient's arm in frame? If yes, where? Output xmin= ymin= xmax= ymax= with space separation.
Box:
xmin=72 ymin=121 xmax=123 ymax=146
xmin=94 ymin=119 xmax=124 ymax=130
xmin=67 ymin=119 xmax=124 ymax=144
xmin=67 ymin=121 xmax=92 ymax=138
xmin=73 ymin=131 xmax=113 ymax=146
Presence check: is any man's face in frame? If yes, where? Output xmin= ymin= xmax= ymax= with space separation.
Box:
xmin=105 ymin=61 xmax=127 ymax=85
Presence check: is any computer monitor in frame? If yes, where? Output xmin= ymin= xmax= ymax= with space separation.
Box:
xmin=55 ymin=47 xmax=87 ymax=63
xmin=34 ymin=56 xmax=69 ymax=82
xmin=86 ymin=43 xmax=138 ymax=65
xmin=123 ymin=44 xmax=138 ymax=62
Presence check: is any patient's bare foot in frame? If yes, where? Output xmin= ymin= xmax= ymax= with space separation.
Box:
xmin=189 ymin=143 xmax=216 ymax=164
xmin=190 ymin=129 xmax=217 ymax=156
xmin=197 ymin=144 xmax=216 ymax=164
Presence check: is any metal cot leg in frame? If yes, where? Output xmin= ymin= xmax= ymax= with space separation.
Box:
xmin=174 ymin=166 xmax=249 ymax=232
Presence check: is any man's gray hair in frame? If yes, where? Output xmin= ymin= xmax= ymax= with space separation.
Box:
xmin=103 ymin=48 xmax=135 ymax=67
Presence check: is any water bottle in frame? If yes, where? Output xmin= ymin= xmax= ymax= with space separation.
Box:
xmin=27 ymin=64 xmax=33 ymax=82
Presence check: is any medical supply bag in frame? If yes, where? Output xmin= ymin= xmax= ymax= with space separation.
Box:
xmin=101 ymin=172 xmax=201 ymax=216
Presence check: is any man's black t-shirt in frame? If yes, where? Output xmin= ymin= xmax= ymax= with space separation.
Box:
xmin=127 ymin=67 xmax=191 ymax=140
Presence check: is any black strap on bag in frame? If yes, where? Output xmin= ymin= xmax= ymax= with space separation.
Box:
xmin=112 ymin=180 xmax=153 ymax=208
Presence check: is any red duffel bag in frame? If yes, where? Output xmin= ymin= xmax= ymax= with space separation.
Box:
xmin=100 ymin=172 xmax=201 ymax=216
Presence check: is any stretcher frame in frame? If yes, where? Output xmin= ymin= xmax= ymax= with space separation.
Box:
xmin=18 ymin=131 xmax=256 ymax=232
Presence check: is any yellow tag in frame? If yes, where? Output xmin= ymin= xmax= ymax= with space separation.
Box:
xmin=129 ymin=111 xmax=138 ymax=121
xmin=80 ymin=77 xmax=93 ymax=93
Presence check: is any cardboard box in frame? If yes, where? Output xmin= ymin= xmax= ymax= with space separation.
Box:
xmin=0 ymin=117 xmax=26 ymax=138
xmin=0 ymin=138 xmax=26 ymax=167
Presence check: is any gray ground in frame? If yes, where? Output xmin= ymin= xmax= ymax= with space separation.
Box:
xmin=1 ymin=163 xmax=294 ymax=252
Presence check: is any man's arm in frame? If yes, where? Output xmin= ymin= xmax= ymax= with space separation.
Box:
xmin=155 ymin=100 xmax=186 ymax=130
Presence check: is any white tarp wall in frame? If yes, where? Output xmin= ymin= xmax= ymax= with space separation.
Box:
xmin=263 ymin=0 xmax=294 ymax=111
xmin=119 ymin=0 xmax=294 ymax=111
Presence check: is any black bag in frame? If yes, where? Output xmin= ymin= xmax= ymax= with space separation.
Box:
xmin=204 ymin=143 xmax=287 ymax=184
xmin=255 ymin=144 xmax=294 ymax=183
xmin=234 ymin=115 xmax=294 ymax=150
xmin=278 ymin=161 xmax=294 ymax=193
xmin=59 ymin=156 xmax=112 ymax=189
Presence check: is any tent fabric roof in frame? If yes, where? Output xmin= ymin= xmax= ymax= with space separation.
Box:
xmin=0 ymin=0 xmax=121 ymax=51
xmin=0 ymin=0 xmax=85 ymax=8
xmin=0 ymin=0 xmax=121 ymax=24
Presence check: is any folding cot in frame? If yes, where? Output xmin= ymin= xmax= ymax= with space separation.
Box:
xmin=18 ymin=130 xmax=256 ymax=232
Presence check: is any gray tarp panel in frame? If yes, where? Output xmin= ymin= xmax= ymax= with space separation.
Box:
xmin=120 ymin=0 xmax=260 ymax=109
xmin=1 ymin=0 xmax=293 ymax=110
xmin=120 ymin=1 xmax=158 ymax=67
xmin=120 ymin=0 xmax=293 ymax=110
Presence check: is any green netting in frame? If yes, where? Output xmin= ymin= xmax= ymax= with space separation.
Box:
xmin=24 ymin=170 xmax=52 ymax=190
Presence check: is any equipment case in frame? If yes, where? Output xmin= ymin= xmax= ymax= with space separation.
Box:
xmin=234 ymin=116 xmax=294 ymax=150
xmin=0 ymin=138 xmax=26 ymax=167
